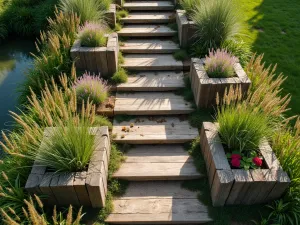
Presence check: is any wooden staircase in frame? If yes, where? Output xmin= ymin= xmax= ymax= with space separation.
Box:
xmin=106 ymin=0 xmax=212 ymax=223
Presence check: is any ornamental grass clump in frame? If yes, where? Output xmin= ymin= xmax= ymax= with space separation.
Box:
xmin=205 ymin=49 xmax=238 ymax=78
xmin=216 ymin=102 xmax=273 ymax=169
xmin=78 ymin=22 xmax=108 ymax=47
xmin=179 ymin=0 xmax=200 ymax=19
xmin=59 ymin=0 xmax=109 ymax=24
xmin=30 ymin=120 xmax=95 ymax=172
xmin=192 ymin=0 xmax=241 ymax=52
xmin=74 ymin=72 xmax=109 ymax=105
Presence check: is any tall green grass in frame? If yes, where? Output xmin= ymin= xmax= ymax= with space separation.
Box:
xmin=28 ymin=120 xmax=95 ymax=172
xmin=192 ymin=0 xmax=242 ymax=52
xmin=179 ymin=0 xmax=200 ymax=19
xmin=216 ymin=103 xmax=273 ymax=154
xmin=59 ymin=0 xmax=109 ymax=24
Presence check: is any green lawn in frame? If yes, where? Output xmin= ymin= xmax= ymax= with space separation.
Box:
xmin=239 ymin=0 xmax=300 ymax=116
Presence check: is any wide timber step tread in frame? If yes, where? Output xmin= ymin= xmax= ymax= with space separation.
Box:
xmin=105 ymin=181 xmax=213 ymax=224
xmin=120 ymin=39 xmax=179 ymax=53
xmin=123 ymin=1 xmax=174 ymax=11
xmin=112 ymin=145 xmax=204 ymax=180
xmin=120 ymin=12 xmax=175 ymax=24
xmin=116 ymin=71 xmax=185 ymax=91
xmin=114 ymin=92 xmax=194 ymax=115
xmin=112 ymin=116 xmax=198 ymax=144
xmin=118 ymin=25 xmax=176 ymax=37
xmin=122 ymin=54 xmax=183 ymax=71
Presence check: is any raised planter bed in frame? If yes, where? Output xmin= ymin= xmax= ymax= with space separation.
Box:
xmin=176 ymin=10 xmax=197 ymax=48
xmin=105 ymin=4 xmax=116 ymax=28
xmin=70 ymin=33 xmax=119 ymax=78
xmin=25 ymin=126 xmax=111 ymax=208
xmin=190 ymin=58 xmax=251 ymax=108
xmin=200 ymin=122 xmax=290 ymax=206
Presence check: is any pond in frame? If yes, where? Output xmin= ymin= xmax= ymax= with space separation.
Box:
xmin=0 ymin=39 xmax=35 ymax=134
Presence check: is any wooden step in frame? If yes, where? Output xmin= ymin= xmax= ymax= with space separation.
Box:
xmin=116 ymin=71 xmax=185 ymax=91
xmin=123 ymin=1 xmax=174 ymax=11
xmin=105 ymin=181 xmax=213 ymax=224
xmin=120 ymin=39 xmax=179 ymax=53
xmin=114 ymin=92 xmax=194 ymax=115
xmin=118 ymin=25 xmax=176 ymax=37
xmin=113 ymin=145 xmax=204 ymax=180
xmin=122 ymin=54 xmax=182 ymax=71
xmin=120 ymin=12 xmax=175 ymax=24
xmin=112 ymin=116 xmax=198 ymax=144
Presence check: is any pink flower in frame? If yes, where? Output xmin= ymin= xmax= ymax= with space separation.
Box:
xmin=253 ymin=157 xmax=263 ymax=167
xmin=231 ymin=154 xmax=242 ymax=159
xmin=231 ymin=158 xmax=241 ymax=168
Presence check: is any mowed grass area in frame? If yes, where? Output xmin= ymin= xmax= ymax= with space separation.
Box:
xmin=238 ymin=0 xmax=300 ymax=116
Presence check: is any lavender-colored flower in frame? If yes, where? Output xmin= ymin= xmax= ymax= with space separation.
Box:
xmin=73 ymin=72 xmax=109 ymax=105
xmin=205 ymin=49 xmax=238 ymax=78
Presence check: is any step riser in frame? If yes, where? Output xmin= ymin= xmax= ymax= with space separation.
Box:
xmin=116 ymin=87 xmax=182 ymax=91
xmin=113 ymin=139 xmax=195 ymax=144
xmin=122 ymin=66 xmax=183 ymax=71
xmin=120 ymin=49 xmax=178 ymax=53
xmin=121 ymin=19 xmax=172 ymax=24
xmin=124 ymin=6 xmax=174 ymax=10
xmin=114 ymin=110 xmax=193 ymax=115
xmin=118 ymin=33 xmax=175 ymax=37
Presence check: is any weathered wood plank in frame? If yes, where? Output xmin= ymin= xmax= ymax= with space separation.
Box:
xmin=121 ymin=12 xmax=175 ymax=24
xmin=39 ymin=172 xmax=57 ymax=205
xmin=265 ymin=170 xmax=290 ymax=202
xmin=118 ymin=25 xmax=176 ymax=37
xmin=73 ymin=172 xmax=91 ymax=206
xmin=120 ymin=39 xmax=179 ymax=53
xmin=211 ymin=170 xmax=234 ymax=206
xmin=123 ymin=1 xmax=174 ymax=11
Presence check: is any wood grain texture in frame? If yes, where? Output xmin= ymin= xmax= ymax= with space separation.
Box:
xmin=114 ymin=92 xmax=194 ymax=115
xmin=112 ymin=116 xmax=199 ymax=144
xmin=116 ymin=71 xmax=184 ymax=91
xmin=106 ymin=181 xmax=212 ymax=224
xmin=122 ymin=54 xmax=182 ymax=71
xmin=121 ymin=12 xmax=175 ymax=24
xmin=118 ymin=25 xmax=176 ymax=37
xmin=120 ymin=39 xmax=179 ymax=53
xmin=123 ymin=1 xmax=174 ymax=11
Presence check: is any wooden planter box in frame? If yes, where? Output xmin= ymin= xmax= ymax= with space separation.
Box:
xmin=176 ymin=10 xmax=197 ymax=48
xmin=25 ymin=127 xmax=111 ymax=208
xmin=200 ymin=122 xmax=290 ymax=206
xmin=190 ymin=58 xmax=251 ymax=108
xmin=70 ymin=33 xmax=118 ymax=78
xmin=105 ymin=4 xmax=116 ymax=28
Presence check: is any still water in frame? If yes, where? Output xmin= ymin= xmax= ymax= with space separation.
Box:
xmin=0 ymin=39 xmax=35 ymax=133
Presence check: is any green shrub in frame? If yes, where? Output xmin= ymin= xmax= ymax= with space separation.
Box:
xmin=74 ymin=72 xmax=109 ymax=105
xmin=59 ymin=0 xmax=107 ymax=24
xmin=216 ymin=103 xmax=272 ymax=155
xmin=192 ymin=0 xmax=242 ymax=51
xmin=0 ymin=22 xmax=7 ymax=40
xmin=111 ymin=68 xmax=128 ymax=84
xmin=179 ymin=0 xmax=200 ymax=19
xmin=114 ymin=22 xmax=122 ymax=32
xmin=94 ymin=115 xmax=112 ymax=129
xmin=204 ymin=49 xmax=237 ymax=78
xmin=116 ymin=9 xmax=128 ymax=21
xmin=78 ymin=22 xmax=108 ymax=47
xmin=173 ymin=49 xmax=188 ymax=61
xmin=221 ymin=39 xmax=252 ymax=67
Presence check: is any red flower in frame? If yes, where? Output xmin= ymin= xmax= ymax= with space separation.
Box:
xmin=253 ymin=157 xmax=263 ymax=167
xmin=231 ymin=154 xmax=242 ymax=159
xmin=231 ymin=158 xmax=241 ymax=168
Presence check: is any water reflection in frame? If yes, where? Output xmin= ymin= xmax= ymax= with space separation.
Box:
xmin=0 ymin=39 xmax=35 ymax=132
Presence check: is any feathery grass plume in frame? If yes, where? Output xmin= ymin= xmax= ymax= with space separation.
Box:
xmin=179 ymin=0 xmax=200 ymax=19
xmin=74 ymin=72 xmax=109 ymax=105
xmin=59 ymin=0 xmax=109 ymax=24
xmin=205 ymin=49 xmax=238 ymax=78
xmin=19 ymin=9 xmax=80 ymax=104
xmin=78 ymin=22 xmax=108 ymax=47
xmin=192 ymin=0 xmax=242 ymax=52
